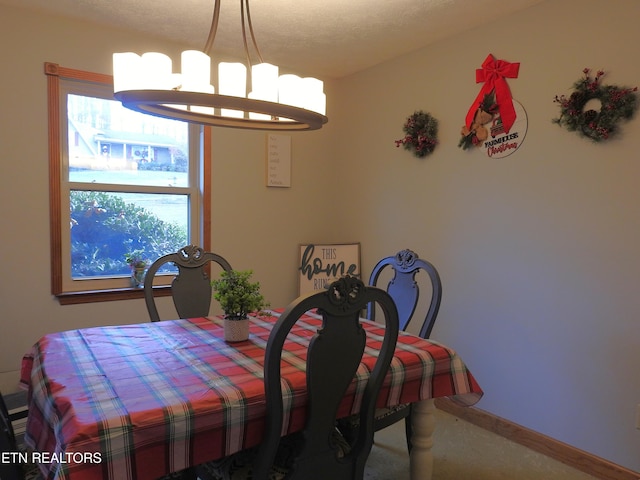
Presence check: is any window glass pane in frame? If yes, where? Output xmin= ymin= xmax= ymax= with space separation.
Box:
xmin=48 ymin=65 xmax=207 ymax=298
xmin=70 ymin=191 xmax=188 ymax=279
xmin=67 ymin=94 xmax=189 ymax=187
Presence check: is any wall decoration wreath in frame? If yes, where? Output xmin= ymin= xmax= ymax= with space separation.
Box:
xmin=394 ymin=110 xmax=439 ymax=158
xmin=459 ymin=54 xmax=521 ymax=154
xmin=553 ymin=68 xmax=638 ymax=142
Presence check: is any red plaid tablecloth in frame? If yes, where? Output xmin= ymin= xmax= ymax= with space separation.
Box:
xmin=20 ymin=310 xmax=482 ymax=480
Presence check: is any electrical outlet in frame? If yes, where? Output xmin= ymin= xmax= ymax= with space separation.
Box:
xmin=636 ymin=404 xmax=640 ymax=430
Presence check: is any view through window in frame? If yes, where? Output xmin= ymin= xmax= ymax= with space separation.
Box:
xmin=67 ymin=94 xmax=190 ymax=280
xmin=47 ymin=63 xmax=209 ymax=302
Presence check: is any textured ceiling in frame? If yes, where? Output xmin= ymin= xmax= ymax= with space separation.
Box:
xmin=1 ymin=0 xmax=545 ymax=78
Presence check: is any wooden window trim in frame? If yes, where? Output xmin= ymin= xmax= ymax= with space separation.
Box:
xmin=46 ymin=62 xmax=211 ymax=304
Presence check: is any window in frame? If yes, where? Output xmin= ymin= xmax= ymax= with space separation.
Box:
xmin=46 ymin=63 xmax=211 ymax=304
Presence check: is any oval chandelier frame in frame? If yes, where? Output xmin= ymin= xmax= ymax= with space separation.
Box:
xmin=114 ymin=90 xmax=327 ymax=130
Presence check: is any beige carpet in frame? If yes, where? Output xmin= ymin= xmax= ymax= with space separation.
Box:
xmin=364 ymin=408 xmax=598 ymax=480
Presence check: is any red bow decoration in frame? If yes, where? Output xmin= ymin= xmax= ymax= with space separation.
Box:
xmin=465 ymin=54 xmax=520 ymax=134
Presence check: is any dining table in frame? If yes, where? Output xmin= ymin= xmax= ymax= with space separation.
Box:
xmin=20 ymin=308 xmax=483 ymax=480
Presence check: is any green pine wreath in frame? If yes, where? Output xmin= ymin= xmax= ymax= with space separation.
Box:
xmin=395 ymin=110 xmax=439 ymax=158
xmin=553 ymin=69 xmax=638 ymax=142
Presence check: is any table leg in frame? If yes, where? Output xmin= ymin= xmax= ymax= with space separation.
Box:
xmin=410 ymin=398 xmax=435 ymax=480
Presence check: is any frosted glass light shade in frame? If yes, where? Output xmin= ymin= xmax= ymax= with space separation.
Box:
xmin=302 ymin=77 xmax=326 ymax=115
xmin=181 ymin=50 xmax=213 ymax=93
xmin=249 ymin=63 xmax=279 ymax=120
xmin=251 ymin=63 xmax=278 ymax=101
xmin=113 ymin=52 xmax=142 ymax=92
xmin=307 ymin=92 xmax=326 ymax=116
xmin=141 ymin=53 xmax=174 ymax=89
xmin=278 ymin=74 xmax=304 ymax=109
xmin=219 ymin=62 xmax=247 ymax=117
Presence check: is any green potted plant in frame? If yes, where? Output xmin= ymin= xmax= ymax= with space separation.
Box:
xmin=124 ymin=250 xmax=149 ymax=288
xmin=211 ymin=269 xmax=269 ymax=342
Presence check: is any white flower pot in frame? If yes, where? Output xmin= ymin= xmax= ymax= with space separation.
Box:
xmin=224 ymin=317 xmax=250 ymax=342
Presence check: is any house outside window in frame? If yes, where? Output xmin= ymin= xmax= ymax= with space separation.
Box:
xmin=46 ymin=63 xmax=211 ymax=304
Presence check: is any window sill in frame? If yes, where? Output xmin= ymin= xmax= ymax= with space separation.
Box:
xmin=56 ymin=285 xmax=173 ymax=305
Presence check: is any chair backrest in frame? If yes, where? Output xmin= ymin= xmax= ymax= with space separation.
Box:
xmin=143 ymin=245 xmax=232 ymax=322
xmin=368 ymin=249 xmax=442 ymax=339
xmin=1 ymin=392 xmax=23 ymax=480
xmin=253 ymin=276 xmax=399 ymax=480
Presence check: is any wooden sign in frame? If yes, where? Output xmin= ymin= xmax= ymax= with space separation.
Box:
xmin=266 ymin=134 xmax=291 ymax=187
xmin=298 ymin=243 xmax=361 ymax=295
xmin=479 ymin=99 xmax=528 ymax=158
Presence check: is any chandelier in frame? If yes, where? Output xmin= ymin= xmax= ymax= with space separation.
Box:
xmin=113 ymin=0 xmax=327 ymax=131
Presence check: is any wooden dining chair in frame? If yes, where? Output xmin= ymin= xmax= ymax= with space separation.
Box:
xmin=368 ymin=248 xmax=442 ymax=337
xmin=196 ymin=275 xmax=400 ymax=480
xmin=143 ymin=244 xmax=233 ymax=322
xmin=339 ymin=248 xmax=442 ymax=452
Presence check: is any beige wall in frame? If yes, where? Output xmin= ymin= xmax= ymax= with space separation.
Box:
xmin=331 ymin=0 xmax=640 ymax=472
xmin=1 ymin=0 xmax=639 ymax=473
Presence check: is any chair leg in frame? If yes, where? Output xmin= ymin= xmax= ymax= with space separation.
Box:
xmin=405 ymin=410 xmax=413 ymax=453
